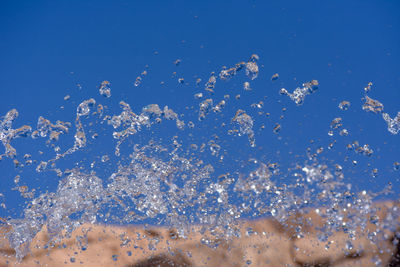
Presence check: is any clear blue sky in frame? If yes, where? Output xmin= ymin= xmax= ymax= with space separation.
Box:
xmin=0 ymin=0 xmax=399 ymax=221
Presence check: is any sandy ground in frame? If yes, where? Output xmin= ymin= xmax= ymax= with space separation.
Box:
xmin=1 ymin=201 xmax=399 ymax=266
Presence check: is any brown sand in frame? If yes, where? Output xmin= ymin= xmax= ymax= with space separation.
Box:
xmin=0 ymin=201 xmax=399 ymax=266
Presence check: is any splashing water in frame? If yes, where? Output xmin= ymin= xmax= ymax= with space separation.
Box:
xmin=363 ymin=96 xmax=384 ymax=114
xmin=99 ymin=81 xmax=111 ymax=98
xmin=361 ymin=86 xmax=399 ymax=134
xmin=382 ymin=111 xmax=400 ymax=135
xmin=0 ymin=54 xmax=399 ymax=262
xmin=279 ymin=80 xmax=319 ymax=105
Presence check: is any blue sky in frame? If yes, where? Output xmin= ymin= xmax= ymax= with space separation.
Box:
xmin=0 ymin=0 xmax=399 ymax=221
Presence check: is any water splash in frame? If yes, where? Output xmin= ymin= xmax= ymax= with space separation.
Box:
xmin=362 ymin=96 xmax=384 ymax=114
xmin=382 ymin=111 xmax=400 ymax=135
xmin=0 ymin=54 xmax=399 ymax=262
xmin=231 ymin=109 xmax=255 ymax=147
xmin=99 ymin=81 xmax=111 ymax=98
xmin=279 ymin=80 xmax=319 ymax=105
xmin=0 ymin=109 xmax=32 ymax=159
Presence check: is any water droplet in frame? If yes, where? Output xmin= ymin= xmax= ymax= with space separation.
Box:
xmin=243 ymin=81 xmax=251 ymax=91
xmin=99 ymin=81 xmax=111 ymax=97
xmin=101 ymin=155 xmax=110 ymax=162
xmin=232 ymin=110 xmax=255 ymax=147
xmin=199 ymin=99 xmax=213 ymax=121
xmin=194 ymin=92 xmax=203 ymax=99
xmin=394 ymin=162 xmax=400 ymax=170
xmin=330 ymin=117 xmax=343 ymax=129
xmin=280 ymin=80 xmax=318 ymax=105
xmin=273 ymin=124 xmax=281 ymax=134
xmin=174 ymin=59 xmax=181 ymax=66
xmin=364 ymin=81 xmax=373 ymax=93
xmin=382 ymin=111 xmax=400 ymax=134
xmin=134 ymin=76 xmax=142 ymax=87
xmin=362 ymin=96 xmax=383 ymax=114
xmin=271 ymin=73 xmax=279 ymax=81
xmin=338 ymin=101 xmax=350 ymax=110
xmin=205 ymin=74 xmax=217 ymax=92
xmin=339 ymin=129 xmax=349 ymax=136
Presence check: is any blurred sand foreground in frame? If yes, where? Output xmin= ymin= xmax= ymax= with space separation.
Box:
xmin=0 ymin=201 xmax=399 ymax=267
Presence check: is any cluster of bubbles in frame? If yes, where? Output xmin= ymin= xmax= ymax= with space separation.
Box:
xmin=0 ymin=54 xmax=399 ymax=263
